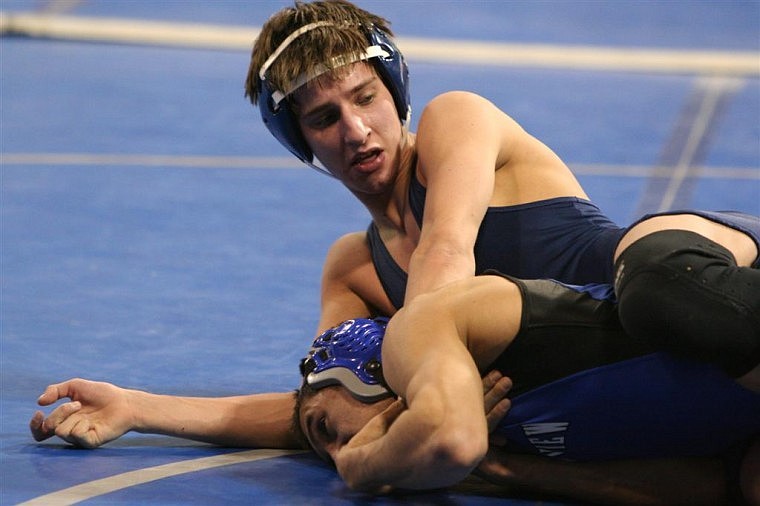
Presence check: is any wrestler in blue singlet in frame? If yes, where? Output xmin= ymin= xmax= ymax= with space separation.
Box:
xmin=367 ymin=172 xmax=760 ymax=311
xmin=488 ymin=273 xmax=760 ymax=461
xmin=302 ymin=274 xmax=760 ymax=462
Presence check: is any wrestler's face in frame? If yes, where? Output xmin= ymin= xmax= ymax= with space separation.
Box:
xmin=293 ymin=63 xmax=405 ymax=196
xmin=299 ymin=385 xmax=394 ymax=465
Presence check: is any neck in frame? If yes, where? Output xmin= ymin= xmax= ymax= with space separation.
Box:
xmin=360 ymin=131 xmax=416 ymax=228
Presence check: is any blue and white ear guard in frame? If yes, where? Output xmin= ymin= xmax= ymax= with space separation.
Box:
xmin=257 ymin=22 xmax=411 ymax=173
xmin=299 ymin=317 xmax=394 ymax=402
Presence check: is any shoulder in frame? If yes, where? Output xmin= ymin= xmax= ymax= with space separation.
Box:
xmin=416 ymin=91 xmax=524 ymax=147
xmin=323 ymin=231 xmax=377 ymax=283
xmin=324 ymin=232 xmax=371 ymax=268
xmin=321 ymin=230 xmax=396 ymax=320
xmin=420 ymin=91 xmax=498 ymax=119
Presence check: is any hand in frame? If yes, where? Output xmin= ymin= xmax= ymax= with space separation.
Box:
xmin=335 ymin=399 xmax=406 ymax=495
xmin=30 ymin=378 xmax=136 ymax=448
xmin=475 ymin=445 xmax=522 ymax=485
xmin=344 ymin=398 xmax=407 ymax=451
xmin=482 ymin=370 xmax=512 ymax=443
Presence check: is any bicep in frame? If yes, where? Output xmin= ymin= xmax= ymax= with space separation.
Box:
xmin=415 ymin=92 xmax=511 ymax=248
xmin=392 ymin=276 xmax=523 ymax=385
xmin=383 ymin=299 xmax=483 ymax=410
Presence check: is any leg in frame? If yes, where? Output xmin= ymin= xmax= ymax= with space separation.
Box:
xmin=614 ymin=214 xmax=760 ymax=377
xmin=615 ymin=213 xmax=759 ymax=267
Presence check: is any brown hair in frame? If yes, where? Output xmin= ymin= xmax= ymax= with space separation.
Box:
xmin=245 ymin=0 xmax=393 ymax=105
xmin=291 ymin=380 xmax=318 ymax=453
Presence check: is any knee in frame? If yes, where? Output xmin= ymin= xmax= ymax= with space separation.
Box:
xmin=614 ymin=229 xmax=737 ymax=295
xmin=614 ymin=230 xmax=760 ymax=377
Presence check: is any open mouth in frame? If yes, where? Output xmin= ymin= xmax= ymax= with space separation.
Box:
xmin=351 ymin=149 xmax=383 ymax=170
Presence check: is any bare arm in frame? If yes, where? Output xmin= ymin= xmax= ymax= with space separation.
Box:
xmin=331 ymin=276 xmax=526 ymax=492
xmin=405 ymin=92 xmax=589 ymax=306
xmin=318 ymin=232 xmax=396 ymax=331
xmin=30 ymin=235 xmax=395 ymax=451
xmin=332 ymin=301 xmax=489 ymax=492
xmin=331 ymin=275 xmax=525 ymax=492
xmin=404 ymin=92 xmax=506 ymax=304
xmin=476 ymin=448 xmax=730 ymax=506
xmin=30 ymin=378 xmax=300 ymax=449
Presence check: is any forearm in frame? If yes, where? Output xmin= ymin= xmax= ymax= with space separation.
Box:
xmin=477 ymin=449 xmax=728 ymax=506
xmin=337 ymin=403 xmax=485 ymax=492
xmin=337 ymin=312 xmax=489 ymax=492
xmin=405 ymin=246 xmax=474 ymax=304
xmin=130 ymin=390 xmax=300 ymax=449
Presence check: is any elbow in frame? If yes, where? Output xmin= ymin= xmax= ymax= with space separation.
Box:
xmin=431 ymin=425 xmax=489 ymax=480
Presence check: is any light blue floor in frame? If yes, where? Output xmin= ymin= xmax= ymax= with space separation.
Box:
xmin=2 ymin=1 xmax=758 ymax=504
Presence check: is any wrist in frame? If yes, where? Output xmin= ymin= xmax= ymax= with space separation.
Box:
xmin=125 ymin=388 xmax=156 ymax=433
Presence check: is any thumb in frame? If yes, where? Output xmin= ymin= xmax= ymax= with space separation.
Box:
xmin=382 ymin=398 xmax=406 ymax=419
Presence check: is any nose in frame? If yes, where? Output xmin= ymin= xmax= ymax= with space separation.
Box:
xmin=341 ymin=110 xmax=370 ymax=147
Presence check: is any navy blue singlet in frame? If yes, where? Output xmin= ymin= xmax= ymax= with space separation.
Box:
xmin=487 ymin=273 xmax=760 ymax=461
xmin=367 ymin=172 xmax=760 ymax=310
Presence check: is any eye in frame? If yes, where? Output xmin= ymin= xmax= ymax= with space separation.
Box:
xmin=317 ymin=417 xmax=329 ymax=437
xmin=308 ymin=112 xmax=339 ymax=130
xmin=357 ymin=93 xmax=375 ymax=106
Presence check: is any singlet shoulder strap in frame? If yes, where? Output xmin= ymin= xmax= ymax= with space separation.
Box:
xmin=408 ymin=156 xmax=425 ymax=228
xmin=366 ymin=222 xmax=407 ymax=311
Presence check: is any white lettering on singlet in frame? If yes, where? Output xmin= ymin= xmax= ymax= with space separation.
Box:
xmin=522 ymin=422 xmax=569 ymax=457
xmin=522 ymin=422 xmax=569 ymax=435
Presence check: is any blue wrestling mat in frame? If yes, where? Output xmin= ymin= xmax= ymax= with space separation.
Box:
xmin=2 ymin=1 xmax=758 ymax=504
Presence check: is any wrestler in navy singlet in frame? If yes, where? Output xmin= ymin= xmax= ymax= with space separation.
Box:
xmin=486 ymin=273 xmax=760 ymax=461
xmin=367 ymin=171 xmax=760 ymax=310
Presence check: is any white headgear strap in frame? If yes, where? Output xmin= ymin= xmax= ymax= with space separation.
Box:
xmin=258 ymin=21 xmax=390 ymax=107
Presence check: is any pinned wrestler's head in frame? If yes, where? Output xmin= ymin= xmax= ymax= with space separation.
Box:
xmin=293 ymin=317 xmax=396 ymax=464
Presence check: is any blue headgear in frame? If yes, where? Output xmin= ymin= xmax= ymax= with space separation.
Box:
xmin=257 ymin=22 xmax=411 ymax=174
xmin=299 ymin=317 xmax=393 ymax=402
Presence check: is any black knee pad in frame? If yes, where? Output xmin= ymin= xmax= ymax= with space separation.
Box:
xmin=614 ymin=230 xmax=760 ymax=377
